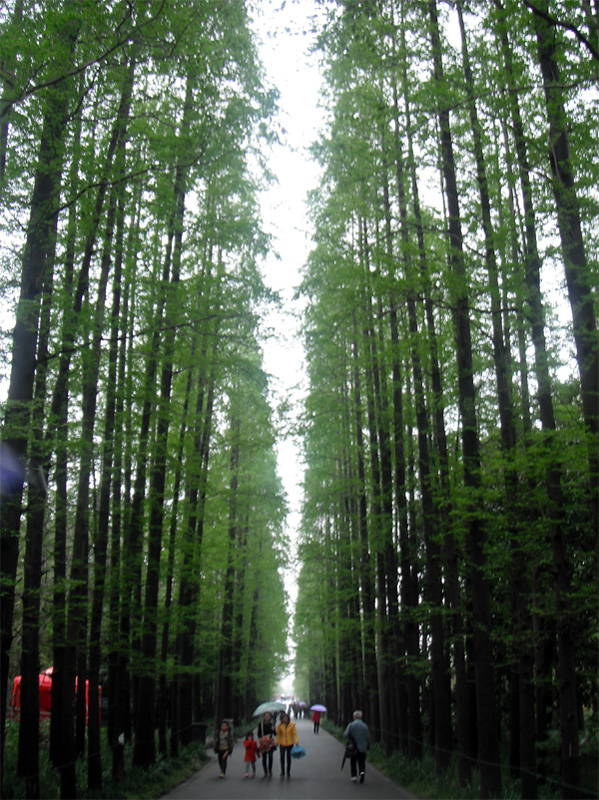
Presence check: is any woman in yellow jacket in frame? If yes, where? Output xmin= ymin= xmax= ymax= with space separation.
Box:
xmin=275 ymin=712 xmax=299 ymax=777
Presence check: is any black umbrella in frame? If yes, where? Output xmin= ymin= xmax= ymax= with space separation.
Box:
xmin=340 ymin=734 xmax=357 ymax=771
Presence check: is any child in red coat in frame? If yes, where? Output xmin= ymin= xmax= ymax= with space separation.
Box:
xmin=243 ymin=731 xmax=258 ymax=778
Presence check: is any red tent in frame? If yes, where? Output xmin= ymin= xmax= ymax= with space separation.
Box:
xmin=11 ymin=668 xmax=99 ymax=723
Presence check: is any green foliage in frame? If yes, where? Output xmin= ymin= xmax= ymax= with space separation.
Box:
xmin=2 ymin=719 xmax=208 ymax=800
xmin=296 ymin=0 xmax=597 ymax=796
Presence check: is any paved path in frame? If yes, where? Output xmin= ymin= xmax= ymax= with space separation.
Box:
xmin=161 ymin=718 xmax=416 ymax=800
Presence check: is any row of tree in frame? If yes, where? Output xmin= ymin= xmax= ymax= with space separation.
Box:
xmin=294 ymin=2 xmax=597 ymax=800
xmin=1 ymin=2 xmax=289 ymax=798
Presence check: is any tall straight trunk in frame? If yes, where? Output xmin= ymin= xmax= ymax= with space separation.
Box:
xmin=533 ymin=4 xmax=598 ymax=537
xmin=359 ymin=217 xmax=389 ymax=747
xmin=128 ymin=73 xmax=198 ymax=765
xmin=18 ymin=219 xmax=57 ymax=800
xmin=395 ymin=4 xmax=466 ymax=768
xmin=49 ymin=68 xmax=83 ymax=772
xmin=532 ymin=43 xmax=597 ymax=793
xmin=393 ymin=117 xmax=451 ymax=773
xmin=61 ymin=165 xmax=120 ymax=798
xmin=215 ymin=419 xmax=241 ymax=727
xmin=351 ymin=320 xmax=379 ymax=729
xmin=496 ymin=110 xmax=539 ymax=799
xmin=173 ymin=227 xmax=217 ymax=749
xmin=0 ymin=0 xmax=24 ymax=195
xmin=120 ymin=229 xmax=169 ymax=757
xmin=378 ymin=111 xmax=408 ymax=756
xmin=494 ymin=0 xmax=568 ymax=760
xmin=533 ymin=24 xmax=590 ymax=786
xmin=177 ymin=343 xmax=217 ymax=749
xmin=133 ymin=73 xmax=192 ymax=768
xmin=340 ymin=414 xmax=364 ymax=717
xmin=0 ymin=6 xmax=78 ymax=765
xmin=157 ymin=337 xmax=196 ymax=757
xmin=457 ymin=7 xmax=532 ymax=793
xmin=427 ymin=2 xmax=501 ymax=795
xmin=387 ymin=33 xmax=453 ymax=765
xmin=495 ymin=6 xmax=585 ymax=793
xmin=379 ymin=126 xmax=408 ymax=751
xmin=106 ymin=187 xmax=139 ymax=782
xmin=88 ymin=137 xmax=129 ymax=789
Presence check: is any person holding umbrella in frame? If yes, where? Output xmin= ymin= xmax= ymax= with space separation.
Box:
xmin=343 ymin=710 xmax=371 ymax=783
xmin=275 ymin=712 xmax=299 ymax=778
xmin=256 ymin=711 xmax=276 ymax=778
xmin=311 ymin=708 xmax=321 ymax=734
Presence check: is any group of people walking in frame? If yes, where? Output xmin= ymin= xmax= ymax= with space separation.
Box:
xmin=214 ymin=711 xmax=299 ymax=779
xmin=213 ymin=708 xmax=371 ymax=784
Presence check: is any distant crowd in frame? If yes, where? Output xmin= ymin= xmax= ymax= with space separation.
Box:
xmin=213 ymin=707 xmax=371 ymax=785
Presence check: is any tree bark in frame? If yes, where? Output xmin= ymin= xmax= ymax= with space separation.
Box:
xmin=533 ymin=1 xmax=598 ymax=538
xmin=0 ymin=7 xmax=78 ymax=767
xmin=427 ymin=1 xmax=501 ymax=794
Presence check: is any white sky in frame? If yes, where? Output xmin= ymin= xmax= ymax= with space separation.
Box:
xmin=251 ymin=6 xmax=323 ymax=541
xmin=250 ymin=0 xmax=325 ymax=695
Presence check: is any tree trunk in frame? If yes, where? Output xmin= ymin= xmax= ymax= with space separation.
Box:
xmin=215 ymin=419 xmax=241 ymax=727
xmin=0 ymin=22 xmax=77 ymax=769
xmin=0 ymin=0 xmax=24 ymax=196
xmin=427 ymin=1 xmax=501 ymax=794
xmin=534 ymin=9 xmax=598 ymax=539
xmin=351 ymin=322 xmax=379 ymax=731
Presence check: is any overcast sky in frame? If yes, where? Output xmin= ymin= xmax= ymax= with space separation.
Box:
xmin=250 ymin=0 xmax=325 ymax=694
xmin=252 ymin=2 xmax=324 ymax=531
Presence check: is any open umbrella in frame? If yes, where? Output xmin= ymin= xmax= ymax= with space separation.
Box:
xmin=252 ymin=701 xmax=285 ymax=717
xmin=310 ymin=703 xmax=327 ymax=713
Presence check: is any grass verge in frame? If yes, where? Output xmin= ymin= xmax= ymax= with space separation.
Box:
xmin=320 ymin=718 xmax=598 ymax=800
xmin=2 ymin=720 xmax=208 ymax=800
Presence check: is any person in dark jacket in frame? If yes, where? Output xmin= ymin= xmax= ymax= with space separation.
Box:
xmin=343 ymin=710 xmax=371 ymax=783
xmin=214 ymin=719 xmax=234 ymax=778
xmin=256 ymin=711 xmax=276 ymax=777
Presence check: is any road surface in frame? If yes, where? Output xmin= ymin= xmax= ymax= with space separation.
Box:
xmin=161 ymin=718 xmax=417 ymax=800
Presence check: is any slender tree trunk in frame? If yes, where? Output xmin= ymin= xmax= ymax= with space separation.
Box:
xmin=49 ymin=67 xmax=83 ymax=771
xmin=177 ymin=341 xmax=217 ymax=748
xmin=215 ymin=419 xmax=241 ymax=727
xmin=157 ymin=340 xmax=196 ymax=757
xmin=87 ymin=129 xmax=129 ymax=788
xmin=0 ymin=14 xmax=77 ymax=767
xmin=495 ymin=6 xmax=586 ymax=794
xmin=534 ymin=9 xmax=598 ymax=538
xmin=427 ymin=2 xmax=501 ymax=794
xmin=18 ymin=189 xmax=58 ymax=799
xmin=378 ymin=110 xmax=409 ymax=757
xmin=351 ymin=320 xmax=379 ymax=730
xmin=457 ymin=7 xmax=533 ymax=793
xmin=133 ymin=73 xmax=195 ymax=767
xmin=358 ymin=217 xmax=388 ymax=747
xmin=0 ymin=0 xmax=24 ymax=196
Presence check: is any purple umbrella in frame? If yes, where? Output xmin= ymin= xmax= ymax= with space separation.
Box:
xmin=310 ymin=704 xmax=327 ymax=713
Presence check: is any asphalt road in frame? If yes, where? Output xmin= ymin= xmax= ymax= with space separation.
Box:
xmin=161 ymin=718 xmax=417 ymax=800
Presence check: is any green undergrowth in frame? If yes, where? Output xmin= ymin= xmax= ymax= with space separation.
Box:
xmin=2 ymin=720 xmax=208 ymax=800
xmin=321 ymin=719 xmax=598 ymax=800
